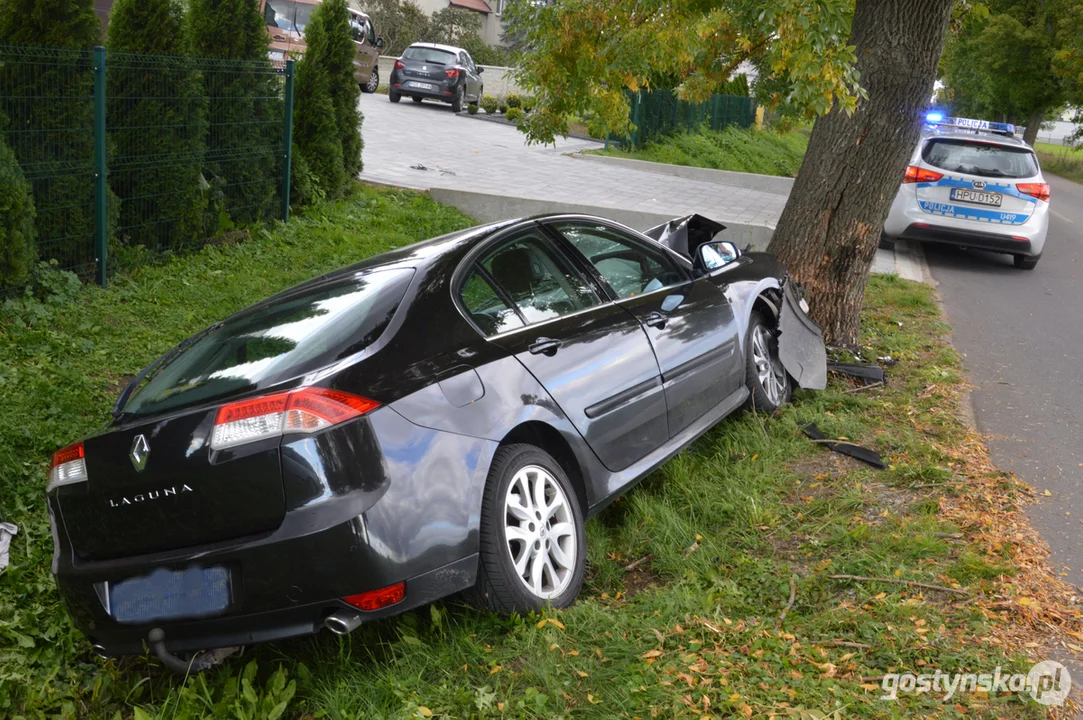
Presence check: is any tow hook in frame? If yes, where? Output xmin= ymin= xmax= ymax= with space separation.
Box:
xmin=148 ymin=628 xmax=241 ymax=675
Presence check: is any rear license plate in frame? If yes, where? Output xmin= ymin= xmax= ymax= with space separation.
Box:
xmin=408 ymin=81 xmax=434 ymax=90
xmin=109 ymin=566 xmax=231 ymax=624
xmin=950 ymin=188 xmax=1002 ymax=207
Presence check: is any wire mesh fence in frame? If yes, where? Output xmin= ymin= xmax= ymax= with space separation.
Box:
xmin=619 ymin=89 xmax=757 ymax=150
xmin=0 ymin=44 xmax=293 ymax=293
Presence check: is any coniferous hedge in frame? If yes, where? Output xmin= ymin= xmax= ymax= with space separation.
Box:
xmin=106 ymin=0 xmax=208 ymax=251
xmin=0 ymin=135 xmax=36 ymax=287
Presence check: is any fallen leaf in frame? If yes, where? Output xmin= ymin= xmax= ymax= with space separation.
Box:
xmin=417 ymin=708 xmax=433 ymax=718
xmin=490 ymin=665 xmax=502 ymax=674
xmin=642 ymin=649 xmax=664 ymax=659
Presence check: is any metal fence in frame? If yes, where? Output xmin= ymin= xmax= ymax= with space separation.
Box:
xmin=619 ymin=89 xmax=757 ymax=150
xmin=0 ymin=44 xmax=295 ymax=290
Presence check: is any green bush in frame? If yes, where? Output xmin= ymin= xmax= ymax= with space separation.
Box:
xmin=189 ymin=0 xmax=281 ymax=224
xmin=107 ymin=0 xmax=208 ymax=251
xmin=480 ymin=94 xmax=498 ymax=114
xmin=0 ymin=136 xmax=36 ymax=287
xmin=294 ymin=58 xmax=346 ymax=197
xmin=497 ymin=101 xmax=508 ymax=114
xmin=504 ymin=92 xmax=522 ymax=109
xmin=505 ymin=106 xmax=523 ymax=124
xmin=467 ymin=103 xmax=479 ymax=115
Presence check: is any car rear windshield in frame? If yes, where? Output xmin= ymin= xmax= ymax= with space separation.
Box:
xmin=403 ymin=46 xmax=457 ymax=64
xmin=921 ymin=139 xmax=1038 ymax=179
xmin=123 ymin=268 xmax=414 ymax=418
xmin=264 ymin=0 xmax=316 ymax=35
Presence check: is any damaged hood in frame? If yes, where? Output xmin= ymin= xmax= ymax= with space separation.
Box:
xmin=643 ymin=214 xmax=727 ymax=261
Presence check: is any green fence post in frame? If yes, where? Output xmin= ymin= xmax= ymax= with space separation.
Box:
xmin=93 ymin=46 xmax=107 ymax=288
xmin=630 ymin=91 xmax=641 ymax=149
xmin=281 ymin=59 xmax=295 ymax=223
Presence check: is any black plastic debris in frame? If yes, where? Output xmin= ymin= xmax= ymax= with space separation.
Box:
xmin=827 ymin=361 xmax=886 ymax=386
xmin=801 ymin=423 xmax=886 ymax=469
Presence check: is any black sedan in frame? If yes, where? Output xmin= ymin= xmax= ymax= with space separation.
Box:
xmin=47 ymin=213 xmax=825 ymax=670
xmin=389 ymin=42 xmax=483 ymax=113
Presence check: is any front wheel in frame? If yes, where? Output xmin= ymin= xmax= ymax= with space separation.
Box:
xmin=469 ymin=444 xmax=586 ymax=614
xmin=745 ymin=311 xmax=792 ymax=412
xmin=1014 ymin=254 xmax=1039 ymax=269
xmin=362 ymin=67 xmax=379 ymax=93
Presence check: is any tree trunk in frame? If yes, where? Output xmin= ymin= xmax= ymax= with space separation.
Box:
xmin=1023 ymin=107 xmax=1045 ymax=146
xmin=766 ymin=0 xmax=955 ymax=346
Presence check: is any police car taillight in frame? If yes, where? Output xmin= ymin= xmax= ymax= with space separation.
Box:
xmin=904 ymin=166 xmax=943 ymax=184
xmin=1017 ymin=183 xmax=1051 ymax=202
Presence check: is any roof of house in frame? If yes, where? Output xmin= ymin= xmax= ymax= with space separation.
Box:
xmin=448 ymin=0 xmax=493 ymax=13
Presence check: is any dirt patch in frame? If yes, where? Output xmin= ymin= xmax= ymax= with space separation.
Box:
xmin=620 ymin=557 xmax=663 ymax=600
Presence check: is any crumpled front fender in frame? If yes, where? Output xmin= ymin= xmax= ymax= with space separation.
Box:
xmin=777 ymin=281 xmax=827 ymax=390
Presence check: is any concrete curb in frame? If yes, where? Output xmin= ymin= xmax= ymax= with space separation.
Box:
xmin=571 ymin=153 xmax=795 ymax=196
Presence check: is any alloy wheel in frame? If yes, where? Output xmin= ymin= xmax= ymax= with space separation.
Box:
xmin=503 ymin=464 xmax=576 ymax=599
xmin=366 ymin=68 xmax=379 ymax=93
xmin=752 ymin=325 xmax=787 ymax=406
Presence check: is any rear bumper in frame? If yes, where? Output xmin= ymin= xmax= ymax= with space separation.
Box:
xmin=389 ymin=70 xmax=459 ymax=100
xmin=896 ymin=223 xmax=1036 ymax=256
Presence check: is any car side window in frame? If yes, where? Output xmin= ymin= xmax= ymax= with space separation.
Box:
xmin=365 ymin=20 xmax=377 ymax=45
xmin=463 ymin=52 xmax=475 ymax=71
xmin=460 ymin=268 xmax=524 ymax=336
xmin=480 ymin=231 xmax=601 ymax=325
xmin=551 ymin=222 xmax=686 ymax=299
xmin=348 ymin=17 xmax=364 ymax=42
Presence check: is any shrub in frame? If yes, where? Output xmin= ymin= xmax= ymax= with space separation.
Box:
xmin=498 ymin=102 xmax=508 ymax=114
xmin=505 ymin=107 xmax=523 ymax=124
xmin=505 ymin=93 xmax=522 ymax=109
xmin=107 ymin=0 xmax=208 ymax=251
xmin=467 ymin=103 xmax=479 ymax=115
xmin=189 ymin=0 xmax=280 ymax=224
xmin=0 ymin=136 xmax=36 ymax=287
xmin=480 ymin=94 xmax=498 ymax=114
xmin=294 ymin=58 xmax=346 ymax=197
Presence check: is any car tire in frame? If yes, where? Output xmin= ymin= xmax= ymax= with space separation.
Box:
xmin=744 ymin=311 xmax=792 ymax=412
xmin=878 ymin=232 xmax=895 ymax=250
xmin=451 ymin=86 xmax=464 ymax=113
xmin=1014 ymin=254 xmax=1039 ymax=270
xmin=412 ymin=96 xmax=423 ymax=104
xmin=389 ymin=89 xmax=400 ymax=103
xmin=469 ymin=444 xmax=586 ymax=615
xmin=362 ymin=67 xmax=379 ymax=93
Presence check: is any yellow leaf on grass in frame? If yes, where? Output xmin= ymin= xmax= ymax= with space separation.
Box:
xmin=418 ymin=708 xmax=433 ymax=718
xmin=537 ymin=618 xmax=566 ymax=630
xmin=740 ymin=703 xmax=753 ymax=717
xmin=576 ymin=670 xmax=589 ymax=678
xmin=490 ymin=665 xmax=502 ymax=674
xmin=567 ymin=649 xmax=580 ymax=656
xmin=587 ymin=693 xmax=602 ymax=704
xmin=728 ymin=693 xmax=741 ymax=702
xmin=860 ymin=683 xmax=880 ymax=691
xmin=642 ymin=649 xmax=664 ymax=659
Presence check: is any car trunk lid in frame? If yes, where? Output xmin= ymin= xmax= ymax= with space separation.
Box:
xmin=399 ymin=57 xmax=451 ymax=82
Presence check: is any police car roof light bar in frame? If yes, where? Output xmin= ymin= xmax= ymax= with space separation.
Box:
xmin=924 ymin=114 xmax=1016 ymax=137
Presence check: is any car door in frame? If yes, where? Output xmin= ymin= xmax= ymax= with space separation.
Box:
xmin=347 ymin=14 xmax=368 ymax=82
xmin=458 ymin=52 xmax=478 ymax=99
xmin=460 ymin=226 xmax=669 ymax=471
xmin=546 ymin=220 xmax=743 ymax=438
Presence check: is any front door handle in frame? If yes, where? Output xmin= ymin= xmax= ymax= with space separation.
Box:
xmin=529 ymin=337 xmax=563 ymax=356
xmin=644 ymin=311 xmax=667 ymax=329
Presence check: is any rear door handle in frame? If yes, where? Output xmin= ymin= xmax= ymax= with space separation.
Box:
xmin=644 ymin=311 xmax=667 ymax=329
xmin=529 ymin=337 xmax=563 ymax=356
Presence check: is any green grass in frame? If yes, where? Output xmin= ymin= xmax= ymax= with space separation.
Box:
xmin=1035 ymin=141 xmax=1083 ymax=184
xmin=0 ymin=187 xmax=1048 ymax=719
xmin=593 ymin=126 xmax=811 ymax=177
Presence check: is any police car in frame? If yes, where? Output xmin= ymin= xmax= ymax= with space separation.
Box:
xmin=883 ymin=114 xmax=1050 ymax=269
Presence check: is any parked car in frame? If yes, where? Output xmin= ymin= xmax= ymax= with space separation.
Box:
xmin=261 ymin=0 xmax=384 ymax=92
xmin=47 ymin=214 xmax=825 ymax=671
xmin=883 ymin=114 xmax=1050 ymax=269
xmin=389 ymin=42 xmax=484 ymax=112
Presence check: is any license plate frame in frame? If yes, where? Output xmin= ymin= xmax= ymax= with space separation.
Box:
xmin=950 ymin=188 xmax=1003 ymax=207
xmin=107 ymin=566 xmax=232 ymax=624
xmin=408 ymin=81 xmax=434 ymax=90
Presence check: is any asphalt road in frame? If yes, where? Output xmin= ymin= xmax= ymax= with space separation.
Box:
xmin=924 ymin=173 xmax=1083 ymax=589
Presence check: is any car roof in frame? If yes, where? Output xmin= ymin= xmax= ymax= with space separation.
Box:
xmin=920 ymin=127 xmax=1033 ymax=150
xmin=406 ymin=42 xmax=466 ymax=54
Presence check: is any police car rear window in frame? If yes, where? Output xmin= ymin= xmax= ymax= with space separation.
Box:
xmin=921 ymin=139 xmax=1038 ymax=179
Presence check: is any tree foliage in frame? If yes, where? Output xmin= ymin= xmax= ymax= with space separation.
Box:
xmin=188 ymin=0 xmax=280 ymax=224
xmin=0 ymin=135 xmax=36 ymax=287
xmin=107 ymin=0 xmax=208 ymax=250
xmin=362 ymin=0 xmax=512 ymax=65
xmin=362 ymin=0 xmax=430 ymax=55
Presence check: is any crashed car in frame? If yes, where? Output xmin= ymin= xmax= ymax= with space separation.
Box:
xmin=46 ymin=213 xmax=825 ymax=670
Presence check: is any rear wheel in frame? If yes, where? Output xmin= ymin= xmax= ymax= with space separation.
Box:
xmin=362 ymin=67 xmax=379 ymax=93
xmin=389 ymin=89 xmax=400 ymax=103
xmin=451 ymin=86 xmax=464 ymax=113
xmin=745 ymin=311 xmax=792 ymax=412
xmin=469 ymin=444 xmax=586 ymax=614
xmin=1014 ymin=254 xmax=1039 ymax=269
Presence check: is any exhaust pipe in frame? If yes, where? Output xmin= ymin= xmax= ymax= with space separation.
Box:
xmin=324 ymin=611 xmax=362 ymax=635
xmin=91 ymin=643 xmax=109 ymax=659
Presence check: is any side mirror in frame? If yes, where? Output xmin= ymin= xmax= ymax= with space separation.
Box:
xmin=477 ymin=66 xmax=485 ymax=73
xmin=696 ymin=241 xmax=740 ymax=271
xmin=376 ymin=37 xmax=385 ymax=49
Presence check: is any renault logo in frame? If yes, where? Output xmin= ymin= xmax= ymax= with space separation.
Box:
xmin=130 ymin=434 xmax=150 ymax=472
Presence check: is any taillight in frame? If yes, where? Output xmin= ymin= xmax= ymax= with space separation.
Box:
xmin=1017 ymin=182 xmax=1051 ymax=202
xmin=445 ymin=68 xmax=459 ymax=78
xmin=342 ymin=581 xmax=405 ymax=611
xmin=394 ymin=59 xmax=405 ymax=69
xmin=903 ymin=165 xmax=944 ymax=184
xmin=49 ymin=441 xmax=87 ymax=491
xmin=211 ymin=388 xmax=379 ymax=451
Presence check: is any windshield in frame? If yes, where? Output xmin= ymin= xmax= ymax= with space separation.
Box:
xmin=124 ymin=269 xmax=414 ymax=418
xmin=264 ymin=0 xmax=317 ymax=36
xmin=921 ymin=139 xmax=1038 ymax=179
xmin=403 ymin=46 xmax=457 ymax=64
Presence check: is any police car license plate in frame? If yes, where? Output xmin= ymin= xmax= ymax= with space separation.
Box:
xmin=408 ymin=81 xmax=433 ymax=90
xmin=950 ymin=188 xmax=1002 ymax=207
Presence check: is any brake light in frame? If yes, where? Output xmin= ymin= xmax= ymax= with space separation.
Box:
xmin=49 ymin=441 xmax=87 ymax=491
xmin=342 ymin=581 xmax=405 ymax=611
xmin=394 ymin=59 xmax=405 ymax=69
xmin=903 ymin=165 xmax=943 ymax=184
xmin=1017 ymin=182 xmax=1050 ymax=202
xmin=211 ymin=388 xmax=379 ymax=451
xmin=445 ymin=68 xmax=459 ymax=78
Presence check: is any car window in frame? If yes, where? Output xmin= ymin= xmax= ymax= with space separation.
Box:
xmin=551 ymin=222 xmax=686 ymax=299
xmin=922 ymin=139 xmax=1038 ymax=179
xmin=365 ymin=19 xmax=376 ymax=45
xmin=460 ymin=268 xmax=524 ymax=336
xmin=462 ymin=52 xmax=475 ymax=70
xmin=124 ymin=268 xmax=414 ymax=418
xmin=403 ymin=46 xmax=457 ymax=64
xmin=480 ymin=232 xmax=601 ymax=325
xmin=348 ymin=17 xmax=364 ymax=42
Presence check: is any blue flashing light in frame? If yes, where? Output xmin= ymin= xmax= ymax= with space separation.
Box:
xmin=926 ymin=112 xmax=944 ymax=122
xmin=923 ymin=115 xmax=1016 ymax=135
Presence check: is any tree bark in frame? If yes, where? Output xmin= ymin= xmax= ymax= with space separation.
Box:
xmin=766 ymin=0 xmax=955 ymax=346
xmin=1022 ymin=107 xmax=1045 ymax=146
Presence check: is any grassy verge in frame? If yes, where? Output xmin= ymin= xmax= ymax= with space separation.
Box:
xmin=592 ymin=127 xmax=810 ymax=177
xmin=1035 ymin=141 xmax=1083 ymax=184
xmin=0 ymin=185 xmax=1076 ymax=718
